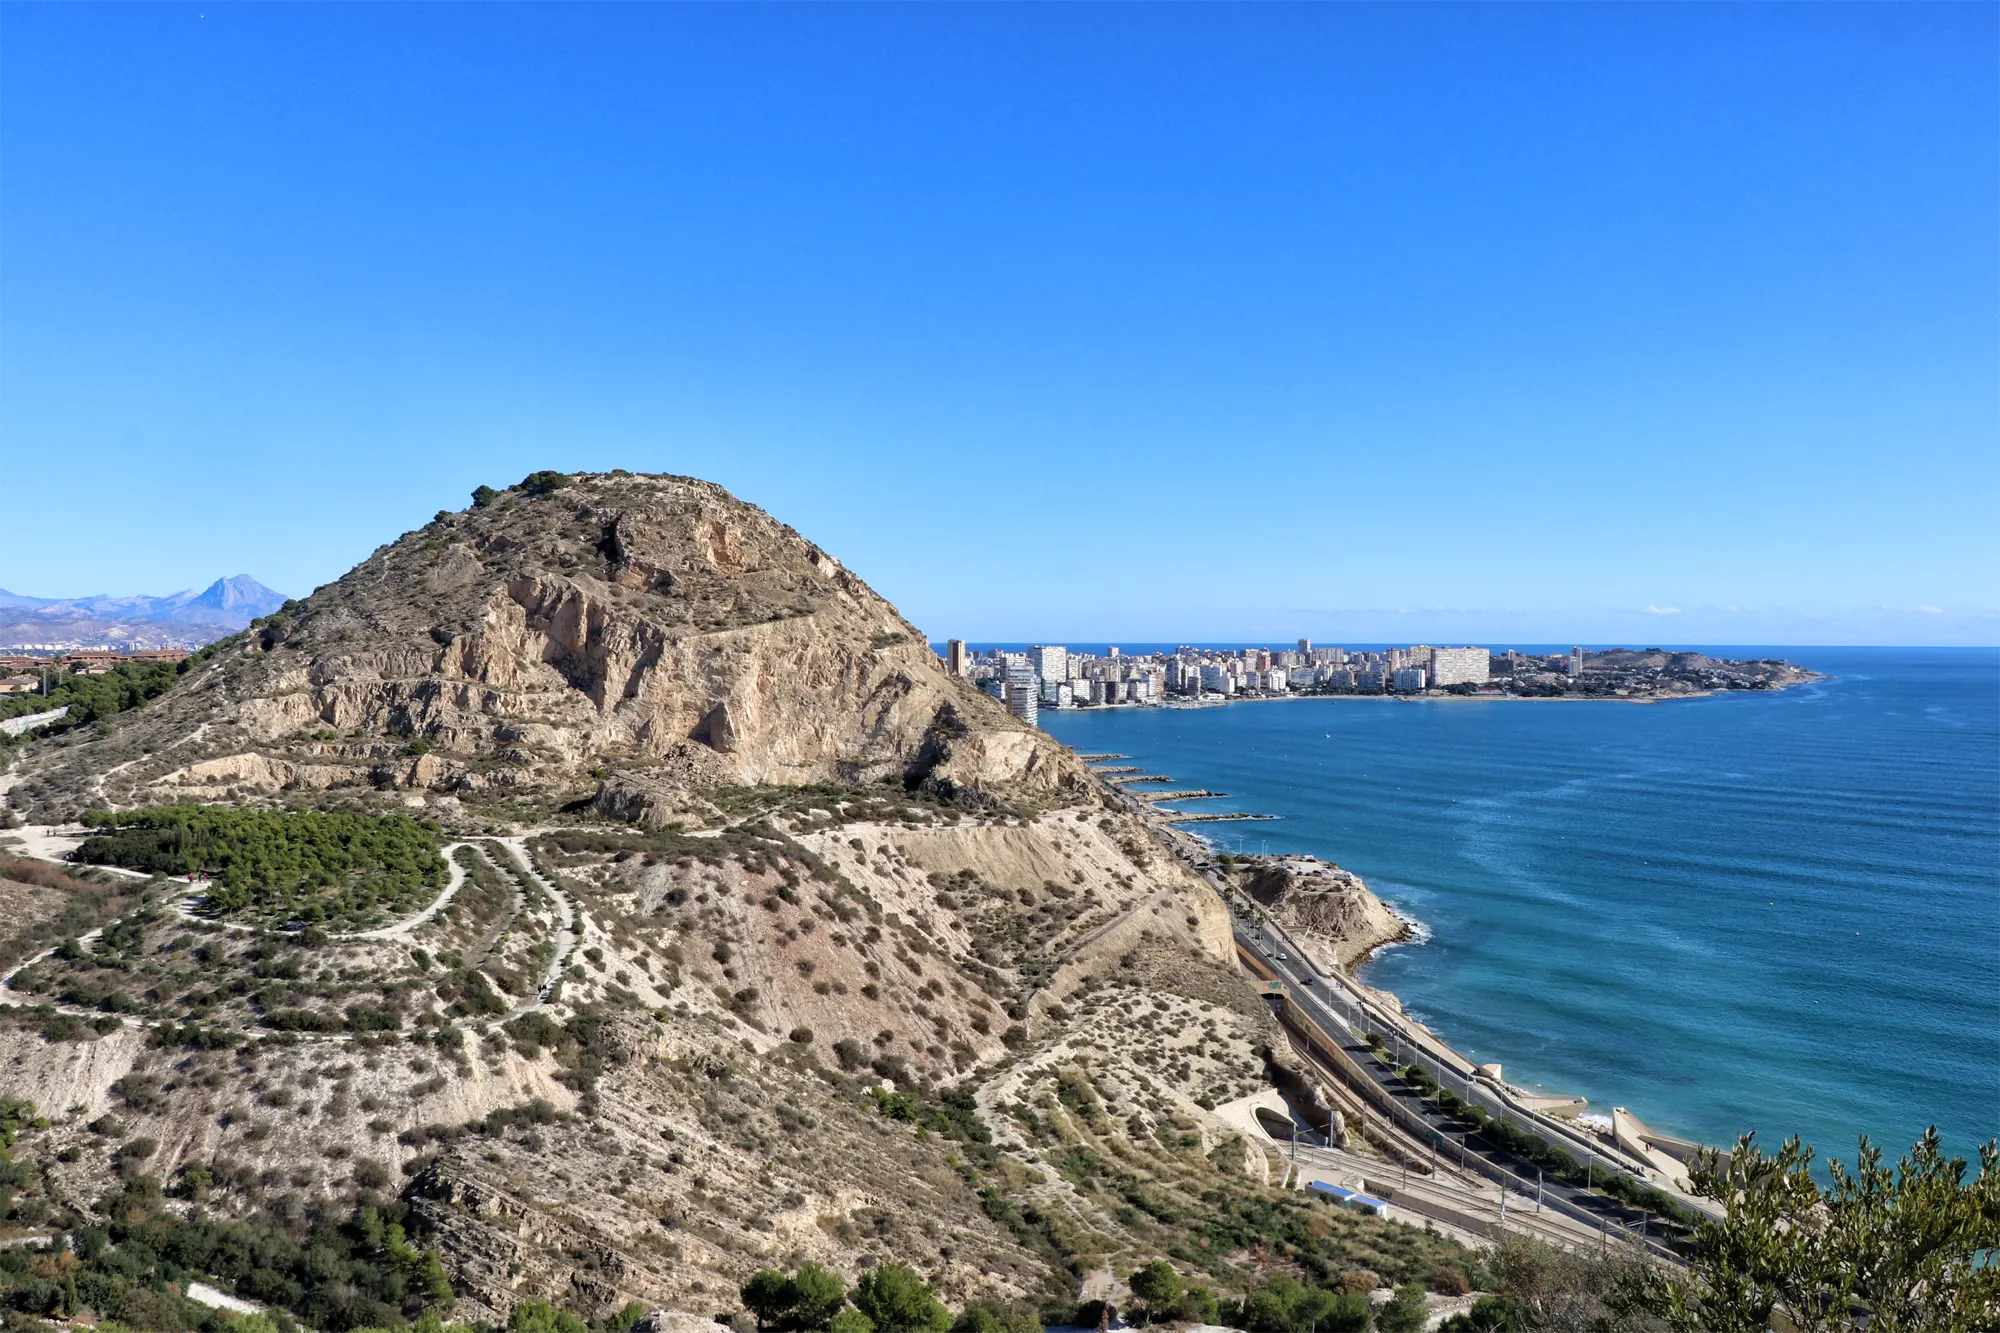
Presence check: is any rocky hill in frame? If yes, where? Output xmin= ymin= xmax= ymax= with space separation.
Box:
xmin=5 ymin=473 xmax=1083 ymax=826
xmin=0 ymin=473 xmax=1476 ymax=1331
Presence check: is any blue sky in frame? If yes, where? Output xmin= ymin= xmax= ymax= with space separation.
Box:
xmin=2 ymin=3 xmax=1994 ymax=645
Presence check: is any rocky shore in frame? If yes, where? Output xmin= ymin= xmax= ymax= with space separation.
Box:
xmin=1220 ymin=854 xmax=1412 ymax=970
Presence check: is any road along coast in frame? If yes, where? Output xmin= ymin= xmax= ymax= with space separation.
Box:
xmin=1092 ymin=758 xmax=1719 ymax=1257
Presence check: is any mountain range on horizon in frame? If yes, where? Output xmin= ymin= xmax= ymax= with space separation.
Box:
xmin=0 ymin=574 xmax=288 ymax=648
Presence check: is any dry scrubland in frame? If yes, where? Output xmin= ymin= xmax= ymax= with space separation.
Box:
xmin=0 ymin=474 xmax=1477 ymax=1329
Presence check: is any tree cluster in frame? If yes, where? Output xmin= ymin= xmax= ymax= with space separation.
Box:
xmin=75 ymin=805 xmax=446 ymax=929
xmin=1647 ymin=1128 xmax=2000 ymax=1333
xmin=0 ymin=1175 xmax=453 ymax=1331
xmin=742 ymin=1262 xmax=953 ymax=1333
xmin=0 ymin=658 xmax=186 ymax=749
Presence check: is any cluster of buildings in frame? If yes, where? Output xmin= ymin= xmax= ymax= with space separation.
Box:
xmin=942 ymin=639 xmax=1592 ymax=724
xmin=0 ymin=649 xmax=188 ymax=695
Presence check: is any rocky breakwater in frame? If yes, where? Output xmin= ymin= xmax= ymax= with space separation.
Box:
xmin=1228 ymin=855 xmax=1411 ymax=971
xmin=4 ymin=472 xmax=1088 ymax=821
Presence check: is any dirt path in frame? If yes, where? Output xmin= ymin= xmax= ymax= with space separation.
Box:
xmin=486 ymin=836 xmax=582 ymax=1012
xmin=0 ymin=840 xmax=523 ymax=1044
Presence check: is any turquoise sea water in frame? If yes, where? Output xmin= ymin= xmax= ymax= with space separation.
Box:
xmin=1037 ymin=648 xmax=2000 ymax=1163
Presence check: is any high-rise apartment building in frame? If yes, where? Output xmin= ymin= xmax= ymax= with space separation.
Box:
xmin=1392 ymin=667 xmax=1428 ymax=693
xmin=945 ymin=639 xmax=968 ymax=676
xmin=1430 ymin=647 xmax=1490 ymax=687
xmin=1005 ymin=660 xmax=1039 ymax=727
xmin=1297 ymin=638 xmax=1311 ymax=656
xmin=1570 ymin=646 xmax=1585 ymax=677
xmin=1028 ymin=645 xmax=1067 ymax=683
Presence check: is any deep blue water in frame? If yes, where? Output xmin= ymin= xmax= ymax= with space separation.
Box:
xmin=1040 ymin=648 xmax=2000 ymax=1164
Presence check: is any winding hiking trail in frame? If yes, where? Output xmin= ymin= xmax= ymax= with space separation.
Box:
xmin=0 ymin=833 xmax=584 ymax=1040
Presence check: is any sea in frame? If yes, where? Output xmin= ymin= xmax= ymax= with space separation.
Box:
xmin=1029 ymin=647 xmax=1999 ymax=1167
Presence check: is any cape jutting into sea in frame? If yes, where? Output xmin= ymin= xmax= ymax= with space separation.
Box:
xmin=1039 ymin=646 xmax=2000 ymax=1163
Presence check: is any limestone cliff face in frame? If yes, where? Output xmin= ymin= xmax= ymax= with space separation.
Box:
xmin=6 ymin=473 xmax=1086 ymax=819
xmin=1234 ymin=855 xmax=1410 ymax=970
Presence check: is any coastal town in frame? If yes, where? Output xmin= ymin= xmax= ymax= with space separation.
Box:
xmin=943 ymin=639 xmax=1821 ymax=724
xmin=0 ymin=648 xmax=188 ymax=685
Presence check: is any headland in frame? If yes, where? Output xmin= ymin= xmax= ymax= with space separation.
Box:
xmin=940 ymin=639 xmax=1824 ymax=715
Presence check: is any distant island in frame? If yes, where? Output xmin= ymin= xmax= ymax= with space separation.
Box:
xmin=0 ymin=575 xmax=287 ymax=651
xmin=938 ymin=640 xmax=1824 ymax=718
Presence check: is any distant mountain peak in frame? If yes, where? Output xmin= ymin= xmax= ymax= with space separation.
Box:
xmin=0 ymin=575 xmax=289 ymax=648
xmin=189 ymin=575 xmax=287 ymax=615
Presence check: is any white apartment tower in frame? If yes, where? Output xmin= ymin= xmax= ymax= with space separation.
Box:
xmin=1570 ymin=646 xmax=1585 ymax=677
xmin=1004 ymin=660 xmax=1039 ymax=727
xmin=1028 ymin=645 xmax=1068 ymax=683
xmin=1430 ymin=647 xmax=1490 ymax=687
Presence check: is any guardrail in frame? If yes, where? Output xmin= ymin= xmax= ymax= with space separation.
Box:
xmin=1232 ymin=912 xmax=1662 ymax=1185
xmin=1267 ymin=975 xmax=1673 ymax=1256
xmin=1235 ymin=933 xmax=1682 ymax=1262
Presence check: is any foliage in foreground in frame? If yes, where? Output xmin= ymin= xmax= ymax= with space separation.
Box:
xmin=741 ymin=1258 xmax=1466 ymax=1333
xmin=75 ymin=805 xmax=445 ymax=929
xmin=1646 ymin=1128 xmax=2000 ymax=1333
xmin=0 ymin=1172 xmax=452 ymax=1331
xmin=742 ymin=1261 xmax=953 ymax=1333
xmin=1436 ymin=1128 xmax=2000 ymax=1333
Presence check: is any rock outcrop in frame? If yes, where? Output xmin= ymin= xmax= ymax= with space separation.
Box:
xmin=1231 ymin=855 xmax=1410 ymax=969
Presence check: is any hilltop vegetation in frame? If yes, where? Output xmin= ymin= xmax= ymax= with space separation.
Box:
xmin=74 ymin=806 xmax=445 ymax=930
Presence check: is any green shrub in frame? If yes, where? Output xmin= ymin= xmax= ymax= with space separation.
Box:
xmin=516 ymin=471 xmax=571 ymax=497
xmin=510 ymin=1298 xmax=587 ymax=1333
xmin=852 ymin=1263 xmax=950 ymax=1333
xmin=5 ymin=1182 xmax=455 ymax=1332
xmin=1376 ymin=1284 xmax=1428 ymax=1333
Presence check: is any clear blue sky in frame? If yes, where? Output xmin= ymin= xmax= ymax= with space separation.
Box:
xmin=3 ymin=3 xmax=1993 ymax=645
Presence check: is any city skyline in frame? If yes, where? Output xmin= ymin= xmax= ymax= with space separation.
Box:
xmin=943 ymin=638 xmax=1815 ymax=715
